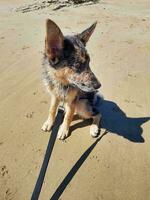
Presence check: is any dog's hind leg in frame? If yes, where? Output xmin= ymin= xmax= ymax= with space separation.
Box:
xmin=41 ymin=95 xmax=59 ymax=132
xmin=75 ymin=99 xmax=101 ymax=137
xmin=90 ymin=113 xmax=101 ymax=137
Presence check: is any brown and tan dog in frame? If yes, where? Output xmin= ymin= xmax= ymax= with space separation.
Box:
xmin=41 ymin=19 xmax=102 ymax=140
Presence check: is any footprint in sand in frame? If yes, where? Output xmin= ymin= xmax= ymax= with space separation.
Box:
xmin=22 ymin=46 xmax=30 ymax=50
xmin=40 ymin=100 xmax=48 ymax=104
xmin=25 ymin=112 xmax=34 ymax=118
xmin=1 ymin=165 xmax=8 ymax=177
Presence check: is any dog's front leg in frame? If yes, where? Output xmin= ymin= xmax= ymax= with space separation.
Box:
xmin=57 ymin=102 xmax=75 ymax=140
xmin=41 ymin=95 xmax=59 ymax=132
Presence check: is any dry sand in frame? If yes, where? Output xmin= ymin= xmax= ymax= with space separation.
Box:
xmin=0 ymin=0 xmax=150 ymax=199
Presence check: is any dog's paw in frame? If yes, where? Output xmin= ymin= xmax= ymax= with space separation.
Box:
xmin=57 ymin=125 xmax=69 ymax=140
xmin=90 ymin=124 xmax=99 ymax=138
xmin=41 ymin=120 xmax=53 ymax=132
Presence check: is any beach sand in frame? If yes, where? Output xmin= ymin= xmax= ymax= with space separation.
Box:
xmin=0 ymin=0 xmax=150 ymax=199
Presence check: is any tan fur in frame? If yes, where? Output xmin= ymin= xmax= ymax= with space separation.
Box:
xmin=41 ymin=94 xmax=59 ymax=131
xmin=42 ymin=86 xmax=101 ymax=139
xmin=41 ymin=19 xmax=101 ymax=139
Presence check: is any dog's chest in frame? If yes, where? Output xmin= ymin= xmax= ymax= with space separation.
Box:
xmin=42 ymin=69 xmax=68 ymax=99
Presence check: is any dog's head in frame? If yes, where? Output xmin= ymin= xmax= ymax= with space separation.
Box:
xmin=45 ymin=19 xmax=101 ymax=92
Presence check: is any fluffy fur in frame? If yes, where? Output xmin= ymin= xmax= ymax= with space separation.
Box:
xmin=41 ymin=19 xmax=102 ymax=140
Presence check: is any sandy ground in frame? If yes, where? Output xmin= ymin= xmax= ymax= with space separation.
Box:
xmin=0 ymin=0 xmax=150 ymax=199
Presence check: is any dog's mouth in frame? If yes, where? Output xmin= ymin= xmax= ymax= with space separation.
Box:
xmin=69 ymin=78 xmax=101 ymax=92
xmin=71 ymin=82 xmax=98 ymax=92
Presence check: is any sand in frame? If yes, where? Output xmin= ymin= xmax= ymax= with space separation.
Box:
xmin=0 ymin=0 xmax=150 ymax=199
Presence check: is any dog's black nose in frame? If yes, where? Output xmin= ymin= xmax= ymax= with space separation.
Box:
xmin=94 ymin=82 xmax=101 ymax=89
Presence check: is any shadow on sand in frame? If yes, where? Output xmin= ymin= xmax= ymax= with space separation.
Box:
xmin=98 ymin=99 xmax=150 ymax=142
xmin=49 ymin=98 xmax=150 ymax=199
xmin=71 ymin=98 xmax=150 ymax=143
xmin=50 ymin=131 xmax=108 ymax=200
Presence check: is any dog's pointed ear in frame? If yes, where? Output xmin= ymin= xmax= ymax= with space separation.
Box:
xmin=78 ymin=22 xmax=97 ymax=45
xmin=45 ymin=19 xmax=64 ymax=61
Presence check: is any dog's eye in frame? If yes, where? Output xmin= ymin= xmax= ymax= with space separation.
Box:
xmin=85 ymin=54 xmax=90 ymax=62
xmin=75 ymin=65 xmax=82 ymax=73
xmin=51 ymin=57 xmax=59 ymax=65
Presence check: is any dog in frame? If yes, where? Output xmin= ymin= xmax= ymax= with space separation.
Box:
xmin=41 ymin=19 xmax=102 ymax=140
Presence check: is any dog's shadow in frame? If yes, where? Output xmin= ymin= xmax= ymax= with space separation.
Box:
xmin=70 ymin=98 xmax=150 ymax=143
xmin=49 ymin=98 xmax=149 ymax=200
